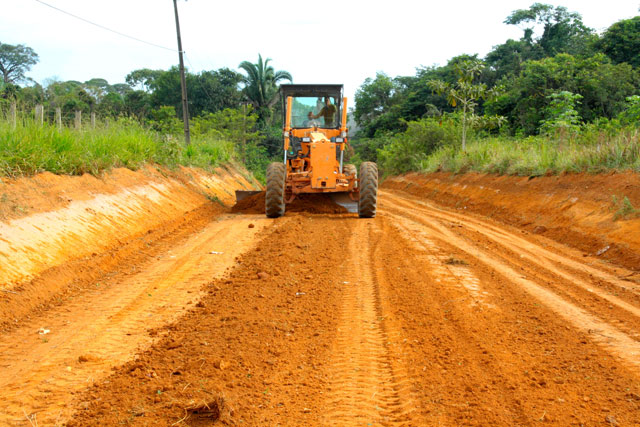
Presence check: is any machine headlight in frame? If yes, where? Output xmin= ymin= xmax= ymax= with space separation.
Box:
xmin=302 ymin=137 xmax=310 ymax=142
xmin=335 ymin=137 xmax=344 ymax=143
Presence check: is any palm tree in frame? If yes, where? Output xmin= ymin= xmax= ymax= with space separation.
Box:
xmin=238 ymin=54 xmax=292 ymax=110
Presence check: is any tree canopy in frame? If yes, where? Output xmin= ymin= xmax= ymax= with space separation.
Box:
xmin=0 ymin=42 xmax=39 ymax=85
xmin=596 ymin=16 xmax=640 ymax=67
xmin=238 ymin=54 xmax=292 ymax=115
xmin=353 ymin=5 xmax=640 ymax=138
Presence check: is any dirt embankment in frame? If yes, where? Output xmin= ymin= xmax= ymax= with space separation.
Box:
xmin=0 ymin=164 xmax=260 ymax=329
xmin=383 ymin=172 xmax=640 ymax=271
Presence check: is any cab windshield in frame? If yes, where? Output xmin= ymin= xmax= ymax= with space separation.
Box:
xmin=290 ymin=96 xmax=339 ymax=128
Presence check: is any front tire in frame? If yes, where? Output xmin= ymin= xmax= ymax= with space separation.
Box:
xmin=344 ymin=163 xmax=357 ymax=180
xmin=358 ymin=162 xmax=378 ymax=218
xmin=265 ymin=162 xmax=286 ymax=218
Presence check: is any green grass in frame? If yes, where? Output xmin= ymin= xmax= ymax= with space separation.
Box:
xmin=0 ymin=117 xmax=235 ymax=177
xmin=417 ymin=130 xmax=640 ymax=176
xmin=612 ymin=195 xmax=640 ymax=220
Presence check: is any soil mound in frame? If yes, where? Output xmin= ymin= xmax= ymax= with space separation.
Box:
xmin=232 ymin=192 xmax=349 ymax=214
xmin=289 ymin=194 xmax=349 ymax=214
xmin=231 ymin=191 xmax=265 ymax=214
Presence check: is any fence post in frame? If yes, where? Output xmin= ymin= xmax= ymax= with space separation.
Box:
xmin=104 ymin=117 xmax=110 ymax=129
xmin=91 ymin=112 xmax=96 ymax=129
xmin=10 ymin=102 xmax=16 ymax=129
xmin=75 ymin=111 xmax=82 ymax=130
xmin=55 ymin=108 xmax=62 ymax=130
xmin=35 ymin=105 xmax=44 ymax=125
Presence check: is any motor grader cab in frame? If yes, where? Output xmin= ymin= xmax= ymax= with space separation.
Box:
xmin=264 ymin=84 xmax=378 ymax=218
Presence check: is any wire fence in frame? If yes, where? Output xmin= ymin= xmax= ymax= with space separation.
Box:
xmin=0 ymin=102 xmax=118 ymax=131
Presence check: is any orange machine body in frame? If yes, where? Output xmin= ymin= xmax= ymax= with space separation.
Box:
xmin=280 ymin=84 xmax=357 ymax=202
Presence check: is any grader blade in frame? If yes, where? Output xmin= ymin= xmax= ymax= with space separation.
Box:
xmin=329 ymin=193 xmax=358 ymax=213
xmin=235 ymin=190 xmax=262 ymax=202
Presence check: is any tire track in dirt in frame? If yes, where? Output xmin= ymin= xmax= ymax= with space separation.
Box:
xmin=385 ymin=191 xmax=640 ymax=294
xmin=373 ymin=209 xmax=640 ymax=424
xmin=323 ymin=219 xmax=417 ymax=425
xmin=380 ymin=194 xmax=640 ymax=373
xmin=381 ymin=191 xmax=640 ymax=337
xmin=0 ymin=214 xmax=270 ymax=426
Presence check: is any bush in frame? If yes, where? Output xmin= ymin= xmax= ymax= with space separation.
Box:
xmin=377 ymin=117 xmax=458 ymax=175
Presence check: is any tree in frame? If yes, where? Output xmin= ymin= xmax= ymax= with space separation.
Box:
xmin=238 ymin=54 xmax=292 ymax=119
xmin=124 ymin=90 xmax=152 ymax=119
xmin=110 ymin=83 xmax=133 ymax=96
xmin=125 ymin=68 xmax=163 ymax=92
xmin=97 ymin=92 xmax=125 ymax=117
xmin=539 ymin=91 xmax=582 ymax=137
xmin=354 ymin=73 xmax=398 ymax=125
xmin=618 ymin=95 xmax=640 ymax=126
xmin=84 ymin=78 xmax=110 ymax=102
xmin=485 ymin=53 xmax=640 ymax=134
xmin=0 ymin=42 xmax=39 ymax=84
xmin=596 ymin=16 xmax=640 ymax=67
xmin=485 ymin=38 xmax=543 ymax=82
xmin=505 ymin=3 xmax=594 ymax=57
xmin=146 ymin=66 xmax=243 ymax=118
xmin=189 ymin=68 xmax=244 ymax=115
xmin=428 ymin=59 xmax=501 ymax=151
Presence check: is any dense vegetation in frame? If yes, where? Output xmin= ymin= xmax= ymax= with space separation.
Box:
xmin=351 ymin=4 xmax=640 ymax=176
xmin=1 ymin=3 xmax=640 ymax=180
xmin=0 ymin=51 xmax=289 ymax=180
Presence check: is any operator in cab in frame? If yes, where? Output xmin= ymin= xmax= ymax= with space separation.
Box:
xmin=311 ymin=97 xmax=337 ymax=127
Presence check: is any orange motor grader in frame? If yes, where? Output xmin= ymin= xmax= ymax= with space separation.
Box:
xmin=264 ymin=84 xmax=378 ymax=218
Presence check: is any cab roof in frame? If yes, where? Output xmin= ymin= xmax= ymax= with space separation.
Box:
xmin=279 ymin=84 xmax=343 ymax=99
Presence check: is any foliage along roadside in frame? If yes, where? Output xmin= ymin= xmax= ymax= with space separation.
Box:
xmin=348 ymin=4 xmax=640 ymax=179
xmin=352 ymin=5 xmax=640 ymax=139
xmin=370 ymin=105 xmax=640 ymax=178
xmin=0 ymin=113 xmax=264 ymax=180
xmin=0 ymin=53 xmax=291 ymax=172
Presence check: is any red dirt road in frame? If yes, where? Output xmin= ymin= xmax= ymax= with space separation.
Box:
xmin=1 ymin=172 xmax=640 ymax=426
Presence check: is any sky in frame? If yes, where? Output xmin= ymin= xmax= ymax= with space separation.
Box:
xmin=1 ymin=0 xmax=638 ymax=103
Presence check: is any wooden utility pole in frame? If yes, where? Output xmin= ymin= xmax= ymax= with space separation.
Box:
xmin=173 ymin=0 xmax=191 ymax=145
xmin=242 ymin=102 xmax=247 ymax=164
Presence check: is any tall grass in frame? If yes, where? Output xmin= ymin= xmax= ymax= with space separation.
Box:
xmin=419 ymin=130 xmax=640 ymax=176
xmin=0 ymin=117 xmax=234 ymax=177
xmin=374 ymin=114 xmax=640 ymax=177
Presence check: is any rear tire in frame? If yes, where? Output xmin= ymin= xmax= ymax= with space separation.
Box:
xmin=358 ymin=162 xmax=378 ymax=218
xmin=265 ymin=162 xmax=286 ymax=218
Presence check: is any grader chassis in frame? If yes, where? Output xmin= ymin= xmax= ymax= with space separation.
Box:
xmin=264 ymin=84 xmax=378 ymax=218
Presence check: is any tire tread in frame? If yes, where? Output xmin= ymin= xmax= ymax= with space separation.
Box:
xmin=265 ymin=162 xmax=286 ymax=218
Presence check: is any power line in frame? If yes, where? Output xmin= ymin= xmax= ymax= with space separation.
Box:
xmin=33 ymin=0 xmax=178 ymax=52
